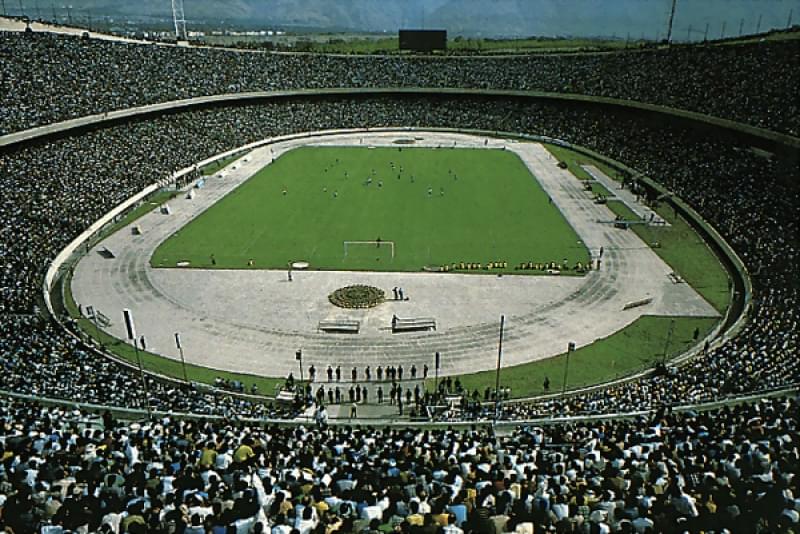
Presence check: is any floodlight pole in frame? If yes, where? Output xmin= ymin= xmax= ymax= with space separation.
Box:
xmin=434 ymin=351 xmax=440 ymax=390
xmin=123 ymin=309 xmax=152 ymax=418
xmin=171 ymin=0 xmax=187 ymax=40
xmin=132 ymin=338 xmax=152 ymax=418
xmin=175 ymin=332 xmax=189 ymax=384
xmin=297 ymin=350 xmax=304 ymax=382
xmin=666 ymin=0 xmax=677 ymax=44
xmin=493 ymin=315 xmax=505 ymax=424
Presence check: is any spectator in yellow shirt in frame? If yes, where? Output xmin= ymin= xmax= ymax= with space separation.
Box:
xmin=233 ymin=437 xmax=255 ymax=465
xmin=197 ymin=442 xmax=217 ymax=469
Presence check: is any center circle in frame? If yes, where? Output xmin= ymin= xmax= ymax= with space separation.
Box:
xmin=328 ymin=284 xmax=385 ymax=309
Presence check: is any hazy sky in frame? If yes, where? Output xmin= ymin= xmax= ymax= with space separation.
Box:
xmin=8 ymin=0 xmax=800 ymax=39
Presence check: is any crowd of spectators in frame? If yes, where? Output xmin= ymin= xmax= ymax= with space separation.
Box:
xmin=0 ymin=315 xmax=298 ymax=419
xmin=0 ymin=94 xmax=798 ymax=418
xmin=419 ymin=99 xmax=800 ymax=421
xmin=1 ymin=393 xmax=798 ymax=533
xmin=1 ymin=31 xmax=798 ymax=137
xmin=0 ymin=30 xmax=798 ymax=534
xmin=0 ymin=95 xmax=797 ymax=421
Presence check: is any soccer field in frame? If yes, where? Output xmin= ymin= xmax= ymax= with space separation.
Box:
xmin=152 ymin=146 xmax=590 ymax=272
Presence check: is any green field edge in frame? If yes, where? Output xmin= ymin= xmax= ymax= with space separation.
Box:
xmin=98 ymin=191 xmax=178 ymax=241
xmin=200 ymin=152 xmax=246 ymax=176
xmin=426 ymin=315 xmax=719 ymax=399
xmin=216 ymin=27 xmax=800 ymax=56
xmin=543 ymin=144 xmax=731 ymax=314
xmin=265 ymin=36 xmax=643 ymax=55
xmin=150 ymin=262 xmax=590 ymax=277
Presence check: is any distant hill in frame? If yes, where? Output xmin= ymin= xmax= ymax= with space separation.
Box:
xmin=18 ymin=0 xmax=799 ymax=39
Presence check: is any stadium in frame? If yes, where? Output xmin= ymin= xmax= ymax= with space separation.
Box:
xmin=0 ymin=3 xmax=798 ymax=532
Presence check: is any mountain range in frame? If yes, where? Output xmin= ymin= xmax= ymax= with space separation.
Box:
xmin=16 ymin=0 xmax=799 ymax=38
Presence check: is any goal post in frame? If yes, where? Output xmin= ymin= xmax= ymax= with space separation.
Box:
xmin=343 ymin=240 xmax=395 ymax=259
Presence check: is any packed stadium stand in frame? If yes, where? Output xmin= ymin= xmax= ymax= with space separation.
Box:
xmin=1 ymin=32 xmax=798 ymax=136
xmin=0 ymin=27 xmax=798 ymax=533
xmin=1 ymin=395 xmax=798 ymax=532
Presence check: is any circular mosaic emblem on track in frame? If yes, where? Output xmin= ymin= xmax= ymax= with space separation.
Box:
xmin=328 ymin=285 xmax=385 ymax=309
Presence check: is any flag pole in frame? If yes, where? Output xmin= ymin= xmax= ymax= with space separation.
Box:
xmin=494 ymin=315 xmax=505 ymax=424
xmin=175 ymin=332 xmax=189 ymax=384
xmin=123 ymin=309 xmax=152 ymax=418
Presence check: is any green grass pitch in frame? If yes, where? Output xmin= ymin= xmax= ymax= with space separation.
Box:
xmin=152 ymin=146 xmax=590 ymax=272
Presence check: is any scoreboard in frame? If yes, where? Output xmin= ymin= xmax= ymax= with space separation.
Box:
xmin=399 ymin=30 xmax=447 ymax=52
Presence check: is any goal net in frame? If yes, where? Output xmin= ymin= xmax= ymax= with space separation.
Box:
xmin=343 ymin=241 xmax=395 ymax=259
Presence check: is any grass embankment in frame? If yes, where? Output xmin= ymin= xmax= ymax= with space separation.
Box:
xmin=99 ymin=191 xmax=178 ymax=239
xmin=302 ymin=36 xmax=638 ymax=54
xmin=200 ymin=153 xmax=246 ymax=176
xmin=433 ymin=315 xmax=718 ymax=398
xmin=544 ymin=145 xmax=730 ymax=313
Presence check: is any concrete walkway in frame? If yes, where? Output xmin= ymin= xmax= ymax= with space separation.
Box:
xmin=71 ymin=131 xmax=718 ymax=378
xmin=582 ymin=165 xmax=668 ymax=225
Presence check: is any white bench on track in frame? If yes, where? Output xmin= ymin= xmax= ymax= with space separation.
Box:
xmin=318 ymin=320 xmax=360 ymax=334
xmin=392 ymin=317 xmax=436 ymax=333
